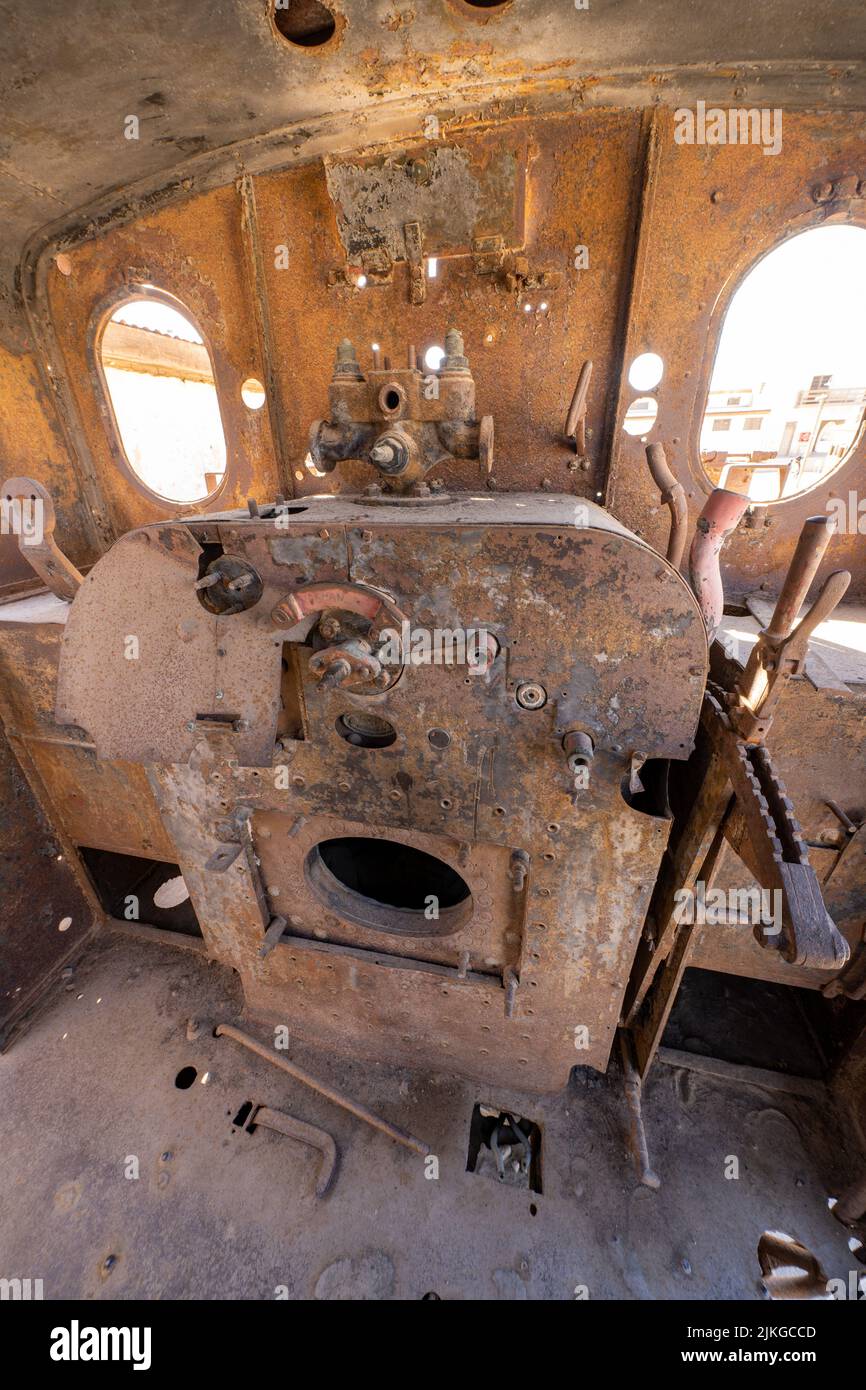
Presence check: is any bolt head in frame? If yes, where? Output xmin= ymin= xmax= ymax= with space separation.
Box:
xmin=515 ymin=682 xmax=547 ymax=710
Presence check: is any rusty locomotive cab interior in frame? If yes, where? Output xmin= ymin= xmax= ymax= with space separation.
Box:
xmin=0 ymin=0 xmax=865 ymax=1321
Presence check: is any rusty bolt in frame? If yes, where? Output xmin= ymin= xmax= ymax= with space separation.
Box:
xmin=509 ymin=849 xmax=530 ymax=893
xmin=334 ymin=339 xmax=358 ymax=370
xmin=515 ymin=682 xmax=547 ymax=710
xmin=442 ymin=327 xmax=469 ymax=372
xmin=563 ymin=729 xmax=595 ymax=771
xmin=316 ymin=659 xmax=352 ymax=690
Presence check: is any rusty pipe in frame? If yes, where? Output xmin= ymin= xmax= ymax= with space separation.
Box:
xmin=645 ymin=444 xmax=688 ymax=571
xmin=215 ymin=1023 xmax=430 ymax=1156
xmin=688 ymin=488 xmax=750 ymax=641
xmin=249 ymin=1105 xmax=338 ymax=1198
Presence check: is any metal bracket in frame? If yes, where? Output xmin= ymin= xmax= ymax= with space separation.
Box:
xmin=404 ymin=221 xmax=426 ymax=305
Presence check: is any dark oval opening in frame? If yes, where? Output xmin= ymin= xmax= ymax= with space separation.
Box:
xmin=305 ymin=836 xmax=472 ymax=938
xmin=336 ymin=711 xmax=396 ymax=748
xmin=273 ymin=0 xmax=336 ymax=47
xmin=175 ymin=1066 xmax=197 ymax=1090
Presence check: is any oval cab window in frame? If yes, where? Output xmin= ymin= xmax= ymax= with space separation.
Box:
xmin=100 ymin=296 xmax=226 ymax=503
xmin=700 ymin=226 xmax=866 ymax=502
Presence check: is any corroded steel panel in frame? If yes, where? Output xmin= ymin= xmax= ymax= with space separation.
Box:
xmin=49 ymin=492 xmax=707 ymax=1087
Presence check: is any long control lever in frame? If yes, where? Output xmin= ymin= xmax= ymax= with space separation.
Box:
xmin=729 ymin=515 xmax=851 ymax=742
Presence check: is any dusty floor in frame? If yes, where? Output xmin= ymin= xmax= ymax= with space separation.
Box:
xmin=0 ymin=931 xmax=861 ymax=1301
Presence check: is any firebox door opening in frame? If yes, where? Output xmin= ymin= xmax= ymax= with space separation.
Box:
xmin=305 ymin=836 xmax=473 ymax=938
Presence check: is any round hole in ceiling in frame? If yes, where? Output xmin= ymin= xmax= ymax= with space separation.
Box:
xmin=273 ymin=0 xmax=336 ymax=48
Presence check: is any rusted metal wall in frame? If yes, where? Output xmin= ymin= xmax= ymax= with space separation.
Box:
xmin=0 ymin=348 xmax=100 ymax=588
xmin=46 ymin=184 xmax=283 ymax=535
xmin=74 ymin=493 xmax=703 ymax=1090
xmin=1 ymin=103 xmax=863 ymax=602
xmin=0 ymin=618 xmax=176 ymax=860
xmin=1 ymin=89 xmax=864 ymax=1051
xmin=607 ymin=108 xmax=866 ymax=603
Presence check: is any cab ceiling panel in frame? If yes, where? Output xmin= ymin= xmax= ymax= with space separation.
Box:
xmin=1 ymin=0 xmax=865 ymax=343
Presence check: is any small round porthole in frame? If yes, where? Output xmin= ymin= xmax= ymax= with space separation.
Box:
xmin=305 ymin=836 xmax=472 ymax=937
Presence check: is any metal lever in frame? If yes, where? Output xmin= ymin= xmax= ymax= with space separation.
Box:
xmin=732 ymin=515 xmax=850 ymax=741
xmin=0 ymin=476 xmax=83 ymax=601
xmin=564 ymin=360 xmax=593 ymax=455
xmin=702 ymin=693 xmax=849 ymax=971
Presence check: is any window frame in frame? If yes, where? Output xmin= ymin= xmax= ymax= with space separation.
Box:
xmin=89 ymin=283 xmax=231 ymax=511
xmin=692 ymin=218 xmax=866 ymax=508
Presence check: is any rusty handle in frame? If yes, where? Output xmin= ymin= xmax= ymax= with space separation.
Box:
xmin=565 ymin=360 xmax=593 ymax=452
xmin=765 ymin=515 xmax=836 ymax=642
xmin=215 ymin=1023 xmax=430 ymax=1157
xmin=688 ymin=488 xmax=750 ymax=640
xmin=251 ymin=1105 xmax=338 ymax=1198
xmin=645 ymin=443 xmax=688 ymax=571
xmin=787 ymin=568 xmax=851 ymax=649
xmin=1 ymin=475 xmax=83 ymax=601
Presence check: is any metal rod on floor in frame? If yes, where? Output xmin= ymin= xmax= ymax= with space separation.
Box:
xmin=215 ymin=1023 xmax=430 ymax=1157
